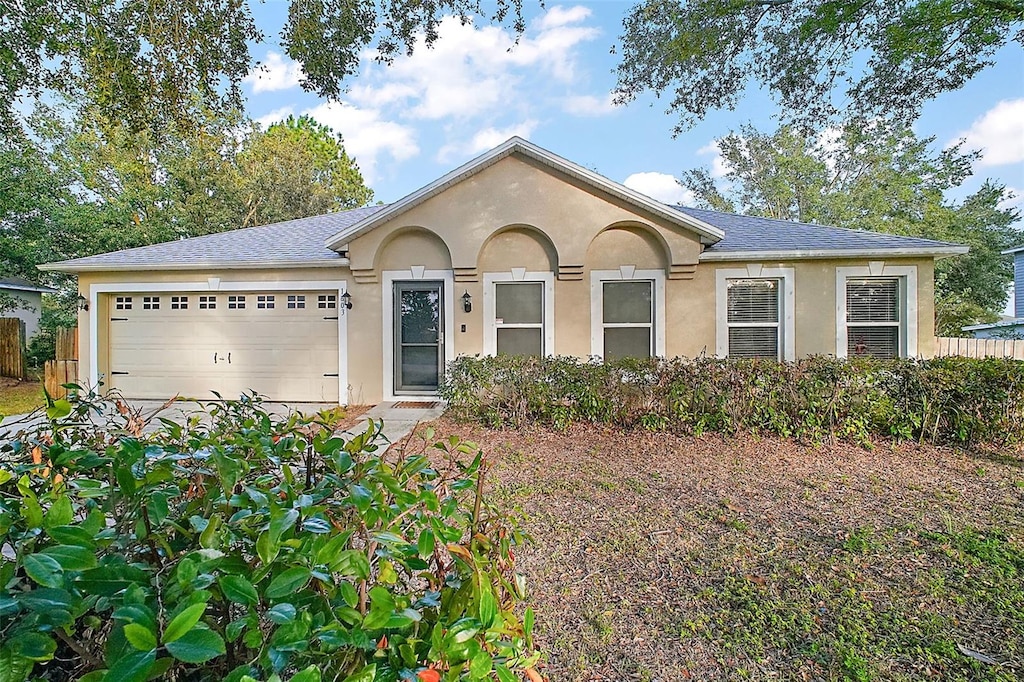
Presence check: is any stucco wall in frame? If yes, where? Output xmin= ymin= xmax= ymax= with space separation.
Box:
xmin=1 ymin=290 xmax=44 ymax=340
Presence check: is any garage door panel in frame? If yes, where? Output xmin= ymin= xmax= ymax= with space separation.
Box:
xmin=107 ymin=290 xmax=341 ymax=402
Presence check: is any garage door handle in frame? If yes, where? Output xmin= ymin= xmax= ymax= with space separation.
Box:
xmin=323 ymin=316 xmax=339 ymax=320
xmin=110 ymin=317 xmax=128 ymax=321
xmin=323 ymin=373 xmax=339 ymax=377
xmin=227 ymin=353 xmax=231 ymax=364
xmin=111 ymin=371 xmax=129 ymax=375
xmin=213 ymin=353 xmax=217 ymax=364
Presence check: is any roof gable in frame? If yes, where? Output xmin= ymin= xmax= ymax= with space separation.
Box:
xmin=323 ymin=137 xmax=726 ymax=251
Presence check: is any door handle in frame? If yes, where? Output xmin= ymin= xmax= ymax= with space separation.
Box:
xmin=213 ymin=353 xmax=217 ymax=364
xmin=227 ymin=353 xmax=231 ymax=364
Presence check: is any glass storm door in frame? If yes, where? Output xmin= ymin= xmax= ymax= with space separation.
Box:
xmin=394 ymin=281 xmax=443 ymax=393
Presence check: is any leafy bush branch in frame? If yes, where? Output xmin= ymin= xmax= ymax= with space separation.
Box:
xmin=0 ymin=391 xmax=540 ymax=681
xmin=441 ymin=355 xmax=1024 ymax=447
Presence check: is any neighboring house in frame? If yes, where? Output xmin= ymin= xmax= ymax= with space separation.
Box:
xmin=41 ymin=138 xmax=968 ymax=404
xmin=962 ymin=244 xmax=1024 ymax=339
xmin=0 ymin=277 xmax=57 ymax=340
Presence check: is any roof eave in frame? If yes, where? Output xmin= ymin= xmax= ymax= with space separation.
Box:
xmin=323 ymin=137 xmax=726 ymax=250
xmin=38 ymin=258 xmax=349 ymax=274
xmin=0 ymin=283 xmax=58 ymax=293
xmin=962 ymin=318 xmax=1024 ymax=331
xmin=699 ymin=246 xmax=970 ymax=262
xmin=1001 ymin=245 xmax=1024 ymax=255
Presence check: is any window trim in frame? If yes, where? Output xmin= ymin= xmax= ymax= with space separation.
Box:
xmin=482 ymin=271 xmax=555 ymax=357
xmin=835 ymin=263 xmax=917 ymax=358
xmin=715 ymin=265 xmax=795 ymax=361
xmin=590 ymin=268 xmax=666 ymax=358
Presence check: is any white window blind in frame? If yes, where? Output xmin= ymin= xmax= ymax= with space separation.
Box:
xmin=727 ymin=279 xmax=780 ymax=359
xmin=846 ymin=278 xmax=901 ymax=358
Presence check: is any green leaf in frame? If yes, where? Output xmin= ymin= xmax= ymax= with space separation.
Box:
xmin=417 ymin=529 xmax=434 ymax=558
xmin=105 ymin=649 xmax=156 ymax=682
xmin=219 ymin=575 xmax=258 ymax=606
xmin=43 ymin=495 xmax=73 ymax=528
xmin=330 ymin=550 xmax=370 ymax=579
xmin=341 ymin=664 xmax=376 ymax=682
xmin=123 ymin=623 xmax=158 ymax=652
xmin=9 ymin=632 xmax=56 ymax=661
xmin=199 ymin=514 xmax=221 ymax=549
xmin=495 ymin=665 xmax=516 ymax=682
xmin=469 ymin=650 xmax=493 ymax=677
xmin=48 ymin=525 xmax=97 ymax=549
xmin=478 ymin=587 xmax=497 ymax=628
xmin=23 ymin=553 xmax=63 ymax=587
xmin=266 ymin=567 xmax=311 ymax=599
xmin=256 ymin=531 xmax=279 ymax=565
xmin=41 ymin=544 xmax=97 ymax=571
xmin=339 ymin=581 xmax=358 ymax=608
xmin=267 ymin=603 xmax=297 ymax=624
xmin=0 ymin=646 xmax=33 ymax=682
xmin=162 ymin=602 xmax=207 ymax=644
xmin=165 ymin=627 xmax=226 ymax=664
xmin=46 ymin=399 xmax=72 ymax=420
xmin=289 ymin=666 xmax=321 ymax=682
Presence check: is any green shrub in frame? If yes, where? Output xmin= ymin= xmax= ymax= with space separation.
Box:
xmin=0 ymin=391 xmax=540 ymax=681
xmin=440 ymin=355 xmax=1024 ymax=447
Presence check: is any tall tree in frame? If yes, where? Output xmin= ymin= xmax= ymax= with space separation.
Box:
xmin=237 ymin=115 xmax=374 ymax=227
xmin=0 ymin=0 xmax=526 ymax=136
xmin=682 ymin=121 xmax=1022 ymax=330
xmin=615 ymin=1 xmax=1024 ymax=131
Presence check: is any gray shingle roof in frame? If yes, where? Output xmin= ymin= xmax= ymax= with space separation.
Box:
xmin=41 ymin=202 xmax=965 ymax=273
xmin=676 ymin=206 xmax=964 ymax=256
xmin=0 ymin=277 xmax=57 ymax=293
xmin=40 ymin=205 xmax=388 ymax=271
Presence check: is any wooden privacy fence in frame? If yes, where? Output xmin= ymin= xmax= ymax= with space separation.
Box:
xmin=934 ymin=336 xmax=1024 ymax=360
xmin=0 ymin=318 xmax=26 ymax=379
xmin=44 ymin=326 xmax=79 ymax=399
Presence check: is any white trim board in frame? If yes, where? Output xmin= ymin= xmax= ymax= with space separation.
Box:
xmin=86 ymin=279 xmax=349 ymax=402
xmin=835 ymin=263 xmax=918 ymax=358
xmin=482 ymin=271 xmax=556 ymax=356
xmin=590 ymin=268 xmax=667 ymax=358
xmin=381 ymin=269 xmax=456 ymax=403
xmin=715 ymin=265 xmax=796 ymax=361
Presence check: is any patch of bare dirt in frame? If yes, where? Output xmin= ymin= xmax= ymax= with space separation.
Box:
xmin=407 ymin=419 xmax=1024 ymax=681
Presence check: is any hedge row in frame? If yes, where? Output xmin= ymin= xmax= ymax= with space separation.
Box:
xmin=440 ymin=355 xmax=1024 ymax=447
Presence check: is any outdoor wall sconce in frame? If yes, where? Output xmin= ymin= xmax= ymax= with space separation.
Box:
xmin=462 ymin=290 xmax=472 ymax=313
xmin=340 ymin=291 xmax=353 ymax=310
xmin=77 ymin=294 xmax=89 ymax=312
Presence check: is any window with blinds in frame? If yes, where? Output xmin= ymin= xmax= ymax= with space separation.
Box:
xmin=494 ymin=282 xmax=544 ymax=357
xmin=846 ymin=278 xmax=901 ymax=358
xmin=727 ymin=279 xmax=780 ymax=358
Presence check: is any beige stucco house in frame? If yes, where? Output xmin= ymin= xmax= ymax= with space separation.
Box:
xmin=41 ymin=138 xmax=968 ymax=404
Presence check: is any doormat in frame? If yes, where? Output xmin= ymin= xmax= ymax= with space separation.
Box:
xmin=392 ymin=401 xmax=443 ymax=409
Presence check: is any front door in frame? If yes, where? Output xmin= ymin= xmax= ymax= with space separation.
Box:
xmin=394 ymin=281 xmax=444 ymax=394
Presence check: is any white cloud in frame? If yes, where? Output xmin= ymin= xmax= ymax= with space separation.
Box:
xmin=244 ymin=52 xmax=304 ymax=94
xmin=697 ymin=142 xmax=731 ymax=178
xmin=536 ymin=5 xmax=592 ymax=30
xmin=954 ymin=99 xmax=1024 ymax=167
xmin=563 ymin=93 xmax=617 ymax=117
xmin=437 ymin=120 xmax=539 ymax=163
xmin=303 ymin=101 xmax=420 ymax=183
xmin=350 ymin=7 xmax=599 ymax=122
xmin=623 ymin=172 xmax=695 ymax=206
xmin=998 ymin=186 xmax=1023 ymax=212
xmin=254 ymin=106 xmax=296 ymax=130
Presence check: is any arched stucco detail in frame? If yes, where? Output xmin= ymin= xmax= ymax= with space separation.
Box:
xmin=586 ymin=222 xmax=671 ymax=272
xmin=477 ymin=224 xmax=559 ymax=273
xmin=375 ymin=226 xmax=453 ymax=272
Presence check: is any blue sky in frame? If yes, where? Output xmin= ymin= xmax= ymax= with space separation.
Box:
xmin=241 ymin=2 xmax=1024 ymax=216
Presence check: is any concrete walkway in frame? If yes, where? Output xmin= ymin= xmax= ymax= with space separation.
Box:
xmin=359 ymin=402 xmax=447 ymax=449
xmin=1 ymin=400 xmax=446 ymax=449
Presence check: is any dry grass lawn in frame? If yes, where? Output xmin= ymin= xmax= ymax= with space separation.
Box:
xmin=0 ymin=375 xmax=44 ymax=417
xmin=407 ymin=418 xmax=1024 ymax=681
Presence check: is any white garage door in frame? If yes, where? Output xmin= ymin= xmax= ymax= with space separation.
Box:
xmin=107 ymin=291 xmax=340 ymax=402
